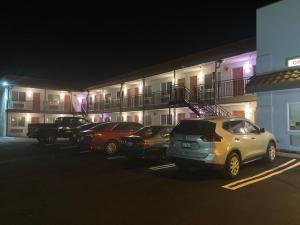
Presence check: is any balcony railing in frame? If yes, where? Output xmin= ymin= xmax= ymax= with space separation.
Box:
xmin=7 ymin=100 xmax=34 ymax=111
xmin=87 ymin=78 xmax=252 ymax=113
xmin=7 ymin=100 xmax=75 ymax=113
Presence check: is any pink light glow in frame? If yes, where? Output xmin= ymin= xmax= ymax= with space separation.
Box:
xmin=243 ymin=61 xmax=252 ymax=74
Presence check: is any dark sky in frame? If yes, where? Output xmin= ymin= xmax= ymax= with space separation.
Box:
xmin=0 ymin=1 xmax=277 ymax=84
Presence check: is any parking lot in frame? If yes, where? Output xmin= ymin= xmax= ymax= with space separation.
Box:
xmin=1 ymin=137 xmax=300 ymax=225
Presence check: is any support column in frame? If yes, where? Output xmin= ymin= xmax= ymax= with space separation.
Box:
xmin=173 ymin=70 xmax=176 ymax=126
xmin=142 ymin=78 xmax=145 ymax=125
xmin=120 ymin=83 xmax=124 ymax=121
xmin=44 ymin=88 xmax=46 ymax=123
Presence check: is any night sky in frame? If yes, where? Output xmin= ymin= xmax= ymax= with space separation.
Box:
xmin=0 ymin=1 xmax=277 ymax=84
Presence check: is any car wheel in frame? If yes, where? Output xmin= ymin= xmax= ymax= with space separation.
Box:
xmin=105 ymin=141 xmax=119 ymax=155
xmin=175 ymin=162 xmax=190 ymax=172
xmin=225 ymin=152 xmax=241 ymax=179
xmin=37 ymin=137 xmax=46 ymax=144
xmin=160 ymin=149 xmax=167 ymax=162
xmin=46 ymin=135 xmax=56 ymax=144
xmin=265 ymin=142 xmax=276 ymax=163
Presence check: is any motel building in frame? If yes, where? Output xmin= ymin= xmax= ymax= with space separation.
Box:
xmin=0 ymin=38 xmax=256 ymax=137
xmin=246 ymin=0 xmax=300 ymax=152
xmin=0 ymin=76 xmax=88 ymax=137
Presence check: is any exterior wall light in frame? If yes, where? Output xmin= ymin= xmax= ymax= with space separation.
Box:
xmin=2 ymin=81 xmax=8 ymax=87
xmin=27 ymin=90 xmax=33 ymax=98
xmin=243 ymin=61 xmax=252 ymax=74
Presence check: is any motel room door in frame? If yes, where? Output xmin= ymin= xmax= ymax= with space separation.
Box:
xmin=31 ymin=116 xmax=40 ymax=124
xmin=177 ymin=113 xmax=185 ymax=122
xmin=64 ymin=95 xmax=71 ymax=112
xmin=232 ymin=67 xmax=244 ymax=96
xmin=33 ymin=93 xmax=40 ymax=112
xmin=177 ymin=78 xmax=185 ymax=101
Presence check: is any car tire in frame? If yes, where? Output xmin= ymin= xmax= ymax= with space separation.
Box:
xmin=175 ymin=162 xmax=190 ymax=173
xmin=37 ymin=137 xmax=46 ymax=144
xmin=224 ymin=152 xmax=241 ymax=179
xmin=265 ymin=141 xmax=276 ymax=163
xmin=46 ymin=135 xmax=56 ymax=144
xmin=105 ymin=141 xmax=119 ymax=155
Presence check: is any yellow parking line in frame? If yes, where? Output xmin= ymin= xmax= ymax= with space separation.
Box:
xmin=222 ymin=159 xmax=300 ymax=190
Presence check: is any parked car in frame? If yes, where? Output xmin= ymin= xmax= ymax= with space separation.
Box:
xmin=122 ymin=126 xmax=173 ymax=161
xmin=27 ymin=117 xmax=90 ymax=144
xmin=167 ymin=118 xmax=277 ymax=178
xmin=78 ymin=122 xmax=143 ymax=154
xmin=69 ymin=122 xmax=102 ymax=143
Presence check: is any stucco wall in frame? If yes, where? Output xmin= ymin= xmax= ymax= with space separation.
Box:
xmin=257 ymin=0 xmax=300 ymax=74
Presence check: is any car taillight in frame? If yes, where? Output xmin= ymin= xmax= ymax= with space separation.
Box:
xmin=200 ymin=133 xmax=222 ymax=142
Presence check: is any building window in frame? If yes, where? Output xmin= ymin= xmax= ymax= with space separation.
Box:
xmin=48 ymin=94 xmax=60 ymax=104
xmin=161 ymin=114 xmax=172 ymax=125
xmin=204 ymin=74 xmax=213 ymax=89
xmin=161 ymin=82 xmax=172 ymax=94
xmin=11 ymin=116 xmax=25 ymax=127
xmin=105 ymin=93 xmax=111 ymax=103
xmin=144 ymin=86 xmax=152 ymax=97
xmin=46 ymin=117 xmax=56 ymax=123
xmin=288 ymin=103 xmax=300 ymax=131
xmin=117 ymin=91 xmax=124 ymax=99
xmin=144 ymin=115 xmax=152 ymax=126
xmin=12 ymin=91 xmax=26 ymax=101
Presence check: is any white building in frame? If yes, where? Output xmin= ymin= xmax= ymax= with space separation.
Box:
xmin=247 ymin=0 xmax=300 ymax=151
xmin=0 ymin=38 xmax=257 ymax=137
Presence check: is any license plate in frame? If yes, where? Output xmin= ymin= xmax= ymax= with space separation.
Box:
xmin=182 ymin=142 xmax=191 ymax=148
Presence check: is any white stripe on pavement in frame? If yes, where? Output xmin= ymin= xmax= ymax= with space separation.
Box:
xmin=222 ymin=159 xmax=300 ymax=190
xmin=149 ymin=163 xmax=176 ymax=171
xmin=106 ymin=156 xmax=126 ymax=160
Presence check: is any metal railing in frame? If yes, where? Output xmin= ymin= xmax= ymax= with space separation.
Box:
xmin=7 ymin=100 xmax=74 ymax=113
xmin=196 ymin=78 xmax=251 ymax=103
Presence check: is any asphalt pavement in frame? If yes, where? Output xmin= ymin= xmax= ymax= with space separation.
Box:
xmin=0 ymin=137 xmax=300 ymax=225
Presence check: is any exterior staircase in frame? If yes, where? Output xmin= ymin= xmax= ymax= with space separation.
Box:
xmin=170 ymin=85 xmax=231 ymax=118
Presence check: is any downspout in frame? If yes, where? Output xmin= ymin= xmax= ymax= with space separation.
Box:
xmin=44 ymin=88 xmax=46 ymax=123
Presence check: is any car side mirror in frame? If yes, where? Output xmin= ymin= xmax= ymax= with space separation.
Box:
xmin=259 ymin=128 xmax=265 ymax=133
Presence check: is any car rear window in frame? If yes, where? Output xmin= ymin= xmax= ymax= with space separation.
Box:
xmin=90 ymin=123 xmax=112 ymax=131
xmin=135 ymin=126 xmax=163 ymax=138
xmin=173 ymin=120 xmax=216 ymax=135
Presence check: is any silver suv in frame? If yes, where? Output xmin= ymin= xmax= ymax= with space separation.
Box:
xmin=167 ymin=118 xmax=277 ymax=178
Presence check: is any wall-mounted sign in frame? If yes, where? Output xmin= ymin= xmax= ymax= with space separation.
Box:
xmin=288 ymin=57 xmax=300 ymax=67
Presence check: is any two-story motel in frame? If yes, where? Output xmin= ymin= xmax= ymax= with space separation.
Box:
xmin=0 ymin=38 xmax=256 ymax=137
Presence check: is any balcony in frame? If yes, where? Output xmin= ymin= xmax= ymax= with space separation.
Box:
xmin=89 ymin=99 xmax=121 ymax=113
xmin=86 ymin=78 xmax=254 ymax=113
xmin=7 ymin=100 xmax=35 ymax=111
xmin=7 ymin=100 xmax=73 ymax=113
xmin=122 ymin=95 xmax=143 ymax=111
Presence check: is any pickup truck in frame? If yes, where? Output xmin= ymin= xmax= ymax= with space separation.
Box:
xmin=27 ymin=117 xmax=90 ymax=144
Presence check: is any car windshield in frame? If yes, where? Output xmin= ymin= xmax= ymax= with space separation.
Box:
xmin=135 ymin=126 xmax=162 ymax=138
xmin=90 ymin=123 xmax=112 ymax=131
xmin=173 ymin=120 xmax=216 ymax=135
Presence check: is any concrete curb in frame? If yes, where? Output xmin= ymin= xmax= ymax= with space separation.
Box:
xmin=277 ymin=151 xmax=300 ymax=159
